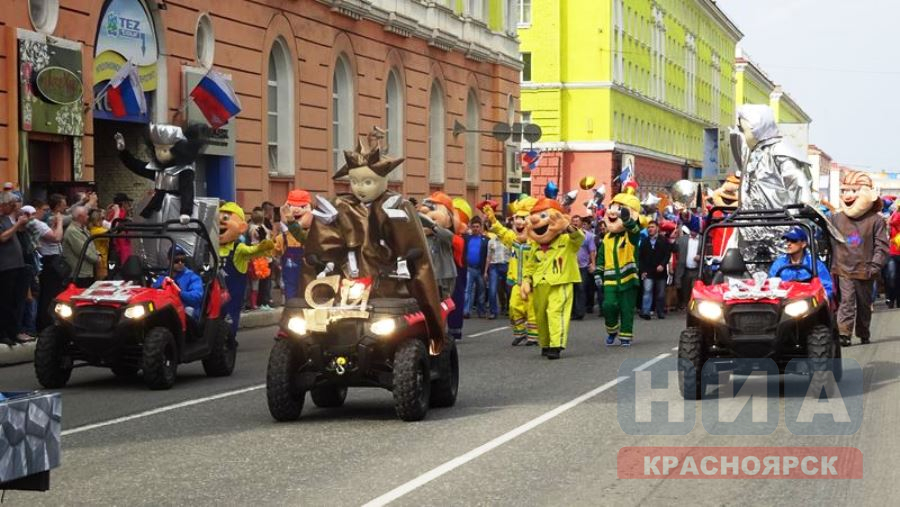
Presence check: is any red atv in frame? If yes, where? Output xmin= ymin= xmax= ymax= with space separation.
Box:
xmin=678 ymin=206 xmax=842 ymax=399
xmin=35 ymin=219 xmax=235 ymax=390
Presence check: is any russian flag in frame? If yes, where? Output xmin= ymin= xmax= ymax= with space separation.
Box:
xmin=105 ymin=63 xmax=147 ymax=118
xmin=189 ymin=71 xmax=241 ymax=129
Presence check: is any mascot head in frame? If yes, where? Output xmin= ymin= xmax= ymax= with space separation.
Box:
xmin=604 ymin=189 xmax=641 ymax=234
xmin=419 ymin=192 xmax=455 ymax=235
xmin=527 ymin=197 xmax=569 ymax=245
xmin=147 ymin=123 xmax=208 ymax=167
xmin=334 ymin=132 xmax=403 ymax=204
xmin=736 ymin=104 xmax=779 ymax=151
xmin=840 ymin=170 xmax=879 ymax=218
xmin=286 ymin=189 xmax=313 ymax=229
xmin=509 ymin=195 xmax=538 ymax=243
xmin=711 ymin=174 xmax=740 ymax=208
xmin=218 ymin=202 xmax=248 ymax=246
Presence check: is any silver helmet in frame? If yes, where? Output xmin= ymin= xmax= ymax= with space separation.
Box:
xmin=148 ymin=123 xmax=186 ymax=146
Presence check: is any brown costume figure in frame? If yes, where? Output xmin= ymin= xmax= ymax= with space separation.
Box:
xmin=302 ymin=133 xmax=448 ymax=353
xmin=831 ymin=170 xmax=890 ymax=346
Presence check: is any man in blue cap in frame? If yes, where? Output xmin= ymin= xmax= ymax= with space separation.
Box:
xmin=153 ymin=245 xmax=204 ymax=320
xmin=768 ymin=227 xmax=834 ymax=299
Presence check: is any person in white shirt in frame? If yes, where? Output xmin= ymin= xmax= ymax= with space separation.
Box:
xmin=675 ymin=224 xmax=703 ymax=309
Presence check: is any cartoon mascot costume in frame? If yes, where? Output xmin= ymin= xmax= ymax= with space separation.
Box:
xmin=483 ymin=196 xmax=539 ymax=346
xmin=520 ymin=197 xmax=584 ymax=359
xmin=595 ymin=188 xmax=642 ymax=347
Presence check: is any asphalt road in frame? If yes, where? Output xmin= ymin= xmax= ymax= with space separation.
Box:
xmin=4 ymin=307 xmax=900 ymax=506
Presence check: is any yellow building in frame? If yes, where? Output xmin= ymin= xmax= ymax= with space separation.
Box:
xmin=517 ymin=0 xmax=742 ymax=211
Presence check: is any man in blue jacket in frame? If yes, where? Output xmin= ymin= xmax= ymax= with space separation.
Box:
xmin=154 ymin=245 xmax=204 ymax=320
xmin=768 ymin=227 xmax=834 ymax=299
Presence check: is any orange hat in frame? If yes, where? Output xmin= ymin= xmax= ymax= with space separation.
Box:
xmin=286 ymin=189 xmax=311 ymax=207
xmin=427 ymin=191 xmax=454 ymax=212
xmin=530 ymin=197 xmax=564 ymax=214
xmin=725 ymin=174 xmax=740 ymax=185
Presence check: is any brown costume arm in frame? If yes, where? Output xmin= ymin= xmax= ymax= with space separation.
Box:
xmin=872 ymin=213 xmax=890 ymax=273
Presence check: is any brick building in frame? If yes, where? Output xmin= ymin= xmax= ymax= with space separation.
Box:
xmin=1 ymin=0 xmax=521 ymax=209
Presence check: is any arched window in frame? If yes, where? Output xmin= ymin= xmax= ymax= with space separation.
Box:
xmin=428 ymin=82 xmax=445 ymax=184
xmin=332 ymin=55 xmax=354 ymax=173
xmin=466 ymin=89 xmax=480 ymax=185
xmin=267 ymin=38 xmax=294 ymax=175
xmin=385 ymin=69 xmax=404 ymax=180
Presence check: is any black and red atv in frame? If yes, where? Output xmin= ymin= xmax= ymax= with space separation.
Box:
xmin=35 ymin=219 xmax=235 ymax=390
xmin=266 ymin=249 xmax=458 ymax=422
xmin=678 ymin=205 xmax=842 ymax=399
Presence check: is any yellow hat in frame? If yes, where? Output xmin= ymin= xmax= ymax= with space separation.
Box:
xmin=611 ymin=192 xmax=641 ymax=214
xmin=220 ymin=202 xmax=245 ymax=221
xmin=452 ymin=197 xmax=472 ymax=223
xmin=511 ymin=195 xmax=538 ymax=217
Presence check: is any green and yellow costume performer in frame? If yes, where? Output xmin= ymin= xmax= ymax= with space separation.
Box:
xmin=595 ymin=188 xmax=642 ymax=347
xmin=520 ymin=197 xmax=584 ymax=360
xmin=482 ymin=196 xmax=539 ymax=346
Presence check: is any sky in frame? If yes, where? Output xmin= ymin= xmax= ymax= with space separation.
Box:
xmin=716 ymin=0 xmax=900 ymax=172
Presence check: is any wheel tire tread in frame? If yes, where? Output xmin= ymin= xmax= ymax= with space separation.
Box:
xmin=34 ymin=326 xmax=72 ymax=389
xmin=678 ymin=327 xmax=704 ymax=400
xmin=393 ymin=340 xmax=430 ymax=421
xmin=142 ymin=327 xmax=177 ymax=390
xmin=266 ymin=339 xmax=305 ymax=421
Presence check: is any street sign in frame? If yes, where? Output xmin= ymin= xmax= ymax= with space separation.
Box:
xmin=523 ymin=123 xmax=542 ymax=143
xmin=492 ymin=122 xmax=512 ymax=142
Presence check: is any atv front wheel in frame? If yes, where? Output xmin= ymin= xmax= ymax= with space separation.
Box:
xmin=311 ymin=385 xmax=348 ymax=408
xmin=678 ymin=327 xmax=705 ymax=400
xmin=202 ymin=319 xmax=237 ymax=377
xmin=430 ymin=338 xmax=459 ymax=408
xmin=142 ymin=327 xmax=178 ymax=390
xmin=266 ymin=339 xmax=305 ymax=421
xmin=393 ymin=339 xmax=431 ymax=421
xmin=807 ymin=324 xmax=841 ymax=394
xmin=34 ymin=325 xmax=72 ymax=389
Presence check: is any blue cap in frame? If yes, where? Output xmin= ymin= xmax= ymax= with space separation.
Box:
xmin=168 ymin=244 xmax=188 ymax=257
xmin=782 ymin=227 xmax=808 ymax=243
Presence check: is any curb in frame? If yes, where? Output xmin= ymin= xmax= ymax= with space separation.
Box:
xmin=237 ymin=308 xmax=282 ymax=329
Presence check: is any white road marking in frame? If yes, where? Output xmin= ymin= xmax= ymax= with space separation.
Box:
xmin=672 ymin=346 xmax=679 ymax=351
xmin=633 ymin=353 xmax=671 ymax=371
xmin=61 ymin=384 xmax=265 ymax=437
xmin=467 ymin=326 xmax=509 ymax=338
xmin=362 ymin=375 xmax=630 ymax=507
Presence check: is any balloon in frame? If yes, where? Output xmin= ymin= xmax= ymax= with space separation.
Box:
xmin=579 ymin=176 xmax=597 ymax=190
xmin=544 ymin=181 xmax=559 ymax=199
xmin=671 ymin=179 xmax=697 ymax=208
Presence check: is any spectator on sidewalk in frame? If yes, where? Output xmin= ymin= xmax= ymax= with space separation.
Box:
xmin=89 ymin=208 xmax=110 ymax=280
xmin=18 ymin=205 xmax=41 ymax=339
xmin=638 ymin=220 xmax=671 ymax=319
xmin=572 ymin=215 xmax=595 ymax=320
xmin=247 ymin=207 xmax=272 ymax=311
xmin=487 ymin=227 xmax=511 ymax=320
xmin=62 ymin=206 xmax=100 ymax=288
xmin=464 ymin=216 xmax=490 ymax=318
xmin=108 ymin=193 xmax=133 ymax=265
xmin=32 ymin=193 xmax=66 ymax=331
xmin=0 ymin=191 xmax=29 ymax=346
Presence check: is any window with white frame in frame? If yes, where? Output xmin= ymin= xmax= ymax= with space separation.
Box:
xmin=518 ymin=0 xmax=531 ymax=25
xmin=332 ymin=55 xmax=354 ymax=174
xmin=385 ymin=69 xmax=404 ymax=180
xmin=267 ymin=38 xmax=294 ymax=176
xmin=521 ymin=52 xmax=532 ymax=82
xmin=428 ymin=82 xmax=445 ymax=184
xmin=711 ymin=53 xmax=721 ymax=123
xmin=685 ymin=33 xmax=696 ymax=115
xmin=506 ymin=0 xmax=516 ymax=33
xmin=466 ymin=89 xmax=480 ymax=185
xmin=613 ymin=0 xmax=623 ymax=83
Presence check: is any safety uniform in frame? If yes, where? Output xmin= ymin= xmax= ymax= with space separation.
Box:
xmin=523 ymin=228 xmax=584 ymax=349
xmin=490 ymin=220 xmax=538 ymax=344
xmin=597 ymin=217 xmax=641 ymax=343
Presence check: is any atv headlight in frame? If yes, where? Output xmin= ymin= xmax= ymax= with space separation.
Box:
xmin=287 ymin=316 xmax=308 ymax=336
xmin=370 ymin=318 xmax=397 ymax=337
xmin=124 ymin=305 xmax=147 ymax=320
xmin=697 ymin=300 xmax=723 ymax=321
xmin=54 ymin=303 xmax=73 ymax=320
xmin=784 ymin=299 xmax=811 ymax=318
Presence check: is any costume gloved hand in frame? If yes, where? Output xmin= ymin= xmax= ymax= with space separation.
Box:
xmin=619 ymin=206 xmax=631 ymax=223
xmin=179 ymin=214 xmax=190 ymax=225
xmin=114 ymin=132 xmax=125 ymax=151
xmin=594 ymin=273 xmax=603 ymax=290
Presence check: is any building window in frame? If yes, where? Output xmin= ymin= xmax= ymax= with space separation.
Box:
xmin=267 ymin=38 xmax=294 ymax=176
xmin=195 ymin=14 xmax=214 ymax=69
xmin=521 ymin=52 xmax=532 ymax=82
xmin=518 ymin=0 xmax=531 ymax=25
xmin=685 ymin=33 xmax=696 ymax=115
xmin=385 ymin=69 xmax=404 ymax=180
xmin=428 ymin=82 xmax=445 ymax=184
xmin=332 ymin=55 xmax=354 ymax=174
xmin=466 ymin=90 xmax=480 ymax=185
xmin=28 ymin=0 xmax=59 ymax=34
xmin=505 ymin=0 xmax=517 ymax=33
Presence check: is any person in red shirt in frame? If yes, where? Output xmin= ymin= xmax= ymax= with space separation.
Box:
xmin=885 ymin=205 xmax=900 ymax=308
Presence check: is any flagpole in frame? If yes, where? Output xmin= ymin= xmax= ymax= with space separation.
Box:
xmin=93 ymin=60 xmax=133 ymax=108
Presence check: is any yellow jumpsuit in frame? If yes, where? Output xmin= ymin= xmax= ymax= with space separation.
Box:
xmin=523 ymin=229 xmax=584 ymax=349
xmin=490 ymin=221 xmax=538 ymax=344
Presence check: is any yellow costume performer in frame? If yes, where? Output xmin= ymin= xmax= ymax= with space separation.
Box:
xmin=483 ymin=196 xmax=539 ymax=346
